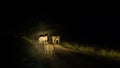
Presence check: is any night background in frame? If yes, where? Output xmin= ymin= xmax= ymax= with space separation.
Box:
xmin=4 ymin=12 xmax=120 ymax=48
xmin=1 ymin=11 xmax=120 ymax=68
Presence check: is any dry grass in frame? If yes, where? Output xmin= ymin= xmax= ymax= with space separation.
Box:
xmin=62 ymin=42 xmax=120 ymax=60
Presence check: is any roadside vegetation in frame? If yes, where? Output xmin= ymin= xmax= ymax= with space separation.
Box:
xmin=62 ymin=42 xmax=120 ymax=61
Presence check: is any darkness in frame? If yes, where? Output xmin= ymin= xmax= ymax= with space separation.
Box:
xmin=2 ymin=11 xmax=120 ymax=48
xmin=1 ymin=10 xmax=120 ymax=68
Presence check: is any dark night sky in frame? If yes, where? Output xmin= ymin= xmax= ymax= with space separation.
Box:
xmin=4 ymin=11 xmax=120 ymax=33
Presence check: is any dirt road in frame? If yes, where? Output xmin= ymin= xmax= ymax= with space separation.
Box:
xmin=5 ymin=36 xmax=120 ymax=68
